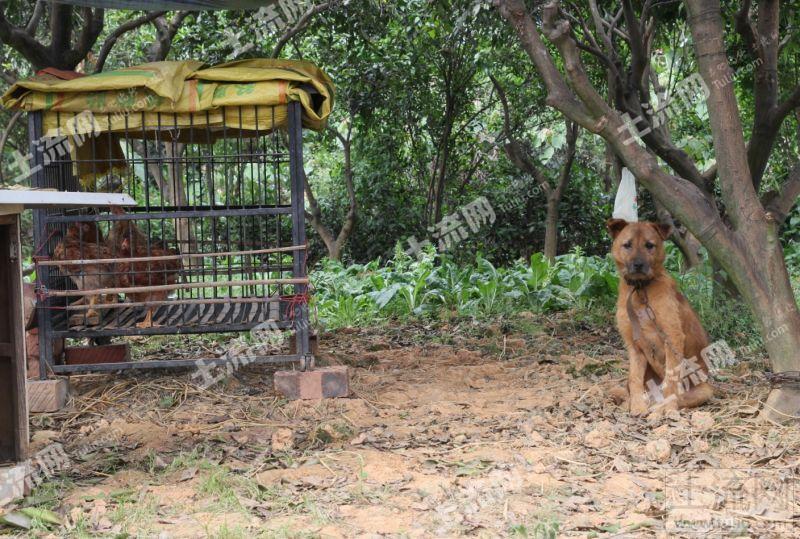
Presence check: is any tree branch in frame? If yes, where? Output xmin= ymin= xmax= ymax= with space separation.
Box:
xmin=271 ymin=0 xmax=338 ymax=58
xmin=764 ymin=161 xmax=800 ymax=225
xmin=734 ymin=0 xmax=758 ymax=60
xmin=743 ymin=0 xmax=780 ymax=188
xmin=60 ymin=7 xmax=105 ymax=69
xmin=95 ymin=11 xmax=166 ymax=72
xmin=303 ymin=174 xmax=336 ymax=252
xmin=0 ymin=9 xmax=52 ymax=68
xmin=489 ymin=73 xmax=552 ymax=195
xmin=25 ymin=1 xmax=45 ymax=35
xmin=774 ymin=84 xmax=800 ymax=123
xmin=554 ymin=120 xmax=578 ymax=200
xmin=495 ymin=0 xmax=729 ymax=251
xmin=494 ymin=0 xmax=594 ymax=127
xmin=621 ymin=0 xmax=648 ymax=94
xmin=587 ymin=0 xmax=614 ymax=53
xmin=303 ymin=122 xmax=358 ymax=259
xmin=331 ymin=125 xmax=357 ymax=252
xmin=599 ymin=0 xmax=708 ymax=193
xmin=685 ymin=0 xmax=760 ymax=231
xmin=147 ymin=11 xmax=191 ymax=62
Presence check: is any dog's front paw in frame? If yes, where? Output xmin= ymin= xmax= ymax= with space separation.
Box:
xmin=659 ymin=394 xmax=679 ymax=412
xmin=630 ymin=399 xmax=649 ymax=417
xmin=647 ymin=395 xmax=679 ymax=420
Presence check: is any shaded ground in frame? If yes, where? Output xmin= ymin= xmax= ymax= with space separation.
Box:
xmin=8 ymin=312 xmax=800 ymax=538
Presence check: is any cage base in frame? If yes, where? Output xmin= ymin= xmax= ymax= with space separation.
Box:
xmin=51 ymin=300 xmax=282 ymax=337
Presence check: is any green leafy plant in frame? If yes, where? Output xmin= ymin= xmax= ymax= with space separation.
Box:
xmin=311 ymin=247 xmax=619 ymax=328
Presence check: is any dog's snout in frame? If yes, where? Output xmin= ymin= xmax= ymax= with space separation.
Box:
xmin=630 ymin=258 xmax=648 ymax=273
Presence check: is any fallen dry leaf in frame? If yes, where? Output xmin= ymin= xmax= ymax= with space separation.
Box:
xmin=645 ymin=439 xmax=671 ymax=463
xmin=271 ymin=428 xmax=294 ymax=452
xmin=690 ymin=411 xmax=715 ymax=431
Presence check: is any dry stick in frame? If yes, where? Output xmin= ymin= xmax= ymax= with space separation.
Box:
xmin=730 ymin=510 xmax=798 ymax=524
xmin=38 ymin=244 xmax=306 ymax=266
xmin=47 ymin=278 xmax=309 ymax=297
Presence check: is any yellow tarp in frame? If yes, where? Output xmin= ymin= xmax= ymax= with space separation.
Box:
xmin=1 ymin=58 xmax=334 ymax=134
xmin=2 ymin=58 xmax=333 ymax=187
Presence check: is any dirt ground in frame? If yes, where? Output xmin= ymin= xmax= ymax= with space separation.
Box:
xmin=9 ymin=312 xmax=800 ymax=538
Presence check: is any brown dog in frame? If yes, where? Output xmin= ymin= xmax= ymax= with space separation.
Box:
xmin=607 ymin=219 xmax=713 ymax=416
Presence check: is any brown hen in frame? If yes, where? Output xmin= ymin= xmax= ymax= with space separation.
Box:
xmin=116 ymin=228 xmax=182 ymax=329
xmin=106 ymin=205 xmax=148 ymax=258
xmin=52 ymin=222 xmax=117 ymax=325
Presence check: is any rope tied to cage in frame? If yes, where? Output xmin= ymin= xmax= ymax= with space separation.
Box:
xmin=281 ymin=292 xmax=311 ymax=320
xmin=281 ymin=242 xmax=315 ymax=323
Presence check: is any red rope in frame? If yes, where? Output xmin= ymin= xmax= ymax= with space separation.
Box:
xmin=281 ymin=292 xmax=311 ymax=320
xmin=281 ymin=242 xmax=313 ymax=321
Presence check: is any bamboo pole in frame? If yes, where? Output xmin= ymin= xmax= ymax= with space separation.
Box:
xmin=38 ymin=244 xmax=305 ymax=267
xmin=47 ymin=278 xmax=309 ymax=297
xmin=63 ymin=296 xmax=284 ymax=310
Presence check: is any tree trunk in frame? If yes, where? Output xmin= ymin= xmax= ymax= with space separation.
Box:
xmin=304 ymin=124 xmax=357 ymax=261
xmin=655 ymin=202 xmax=701 ymax=270
xmin=0 ymin=5 xmax=104 ymax=71
xmin=490 ymin=76 xmax=577 ymax=262
xmin=428 ymin=95 xmax=455 ymax=226
xmin=730 ymin=237 xmax=800 ymax=420
xmin=544 ymin=196 xmax=559 ymax=261
xmin=164 ymin=142 xmax=194 ymax=265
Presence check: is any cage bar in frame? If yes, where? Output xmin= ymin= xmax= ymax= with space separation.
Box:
xmin=29 ymin=102 xmax=313 ymax=374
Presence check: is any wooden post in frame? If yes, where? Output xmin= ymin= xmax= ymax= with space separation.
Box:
xmin=0 ymin=213 xmax=29 ymax=464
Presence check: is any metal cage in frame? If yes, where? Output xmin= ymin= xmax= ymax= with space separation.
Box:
xmin=29 ymin=101 xmax=313 ymax=376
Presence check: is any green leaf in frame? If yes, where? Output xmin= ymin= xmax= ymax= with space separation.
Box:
xmin=0 ymin=512 xmax=33 ymax=530
xmin=20 ymin=507 xmax=63 ymax=526
xmin=370 ymin=283 xmax=402 ymax=309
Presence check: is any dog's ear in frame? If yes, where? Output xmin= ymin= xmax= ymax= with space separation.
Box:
xmin=651 ymin=222 xmax=672 ymax=240
xmin=606 ymin=218 xmax=629 ymax=239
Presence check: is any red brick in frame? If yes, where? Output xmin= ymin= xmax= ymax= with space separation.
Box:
xmin=25 ymin=328 xmax=64 ymax=380
xmin=27 ymin=378 xmax=69 ymax=413
xmin=274 ymin=366 xmax=349 ymax=400
xmin=26 ymin=329 xmax=40 ymax=379
xmin=64 ymin=343 xmax=130 ymax=365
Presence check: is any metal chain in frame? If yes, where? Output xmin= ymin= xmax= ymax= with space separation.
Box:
xmin=634 ymin=287 xmax=686 ymax=365
xmin=765 ymin=371 xmax=800 ymax=388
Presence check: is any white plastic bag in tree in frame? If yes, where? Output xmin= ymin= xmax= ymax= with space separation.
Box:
xmin=613 ymin=167 xmax=638 ymax=222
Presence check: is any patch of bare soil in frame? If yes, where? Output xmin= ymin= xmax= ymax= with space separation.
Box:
xmin=11 ymin=313 xmax=800 ymax=538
